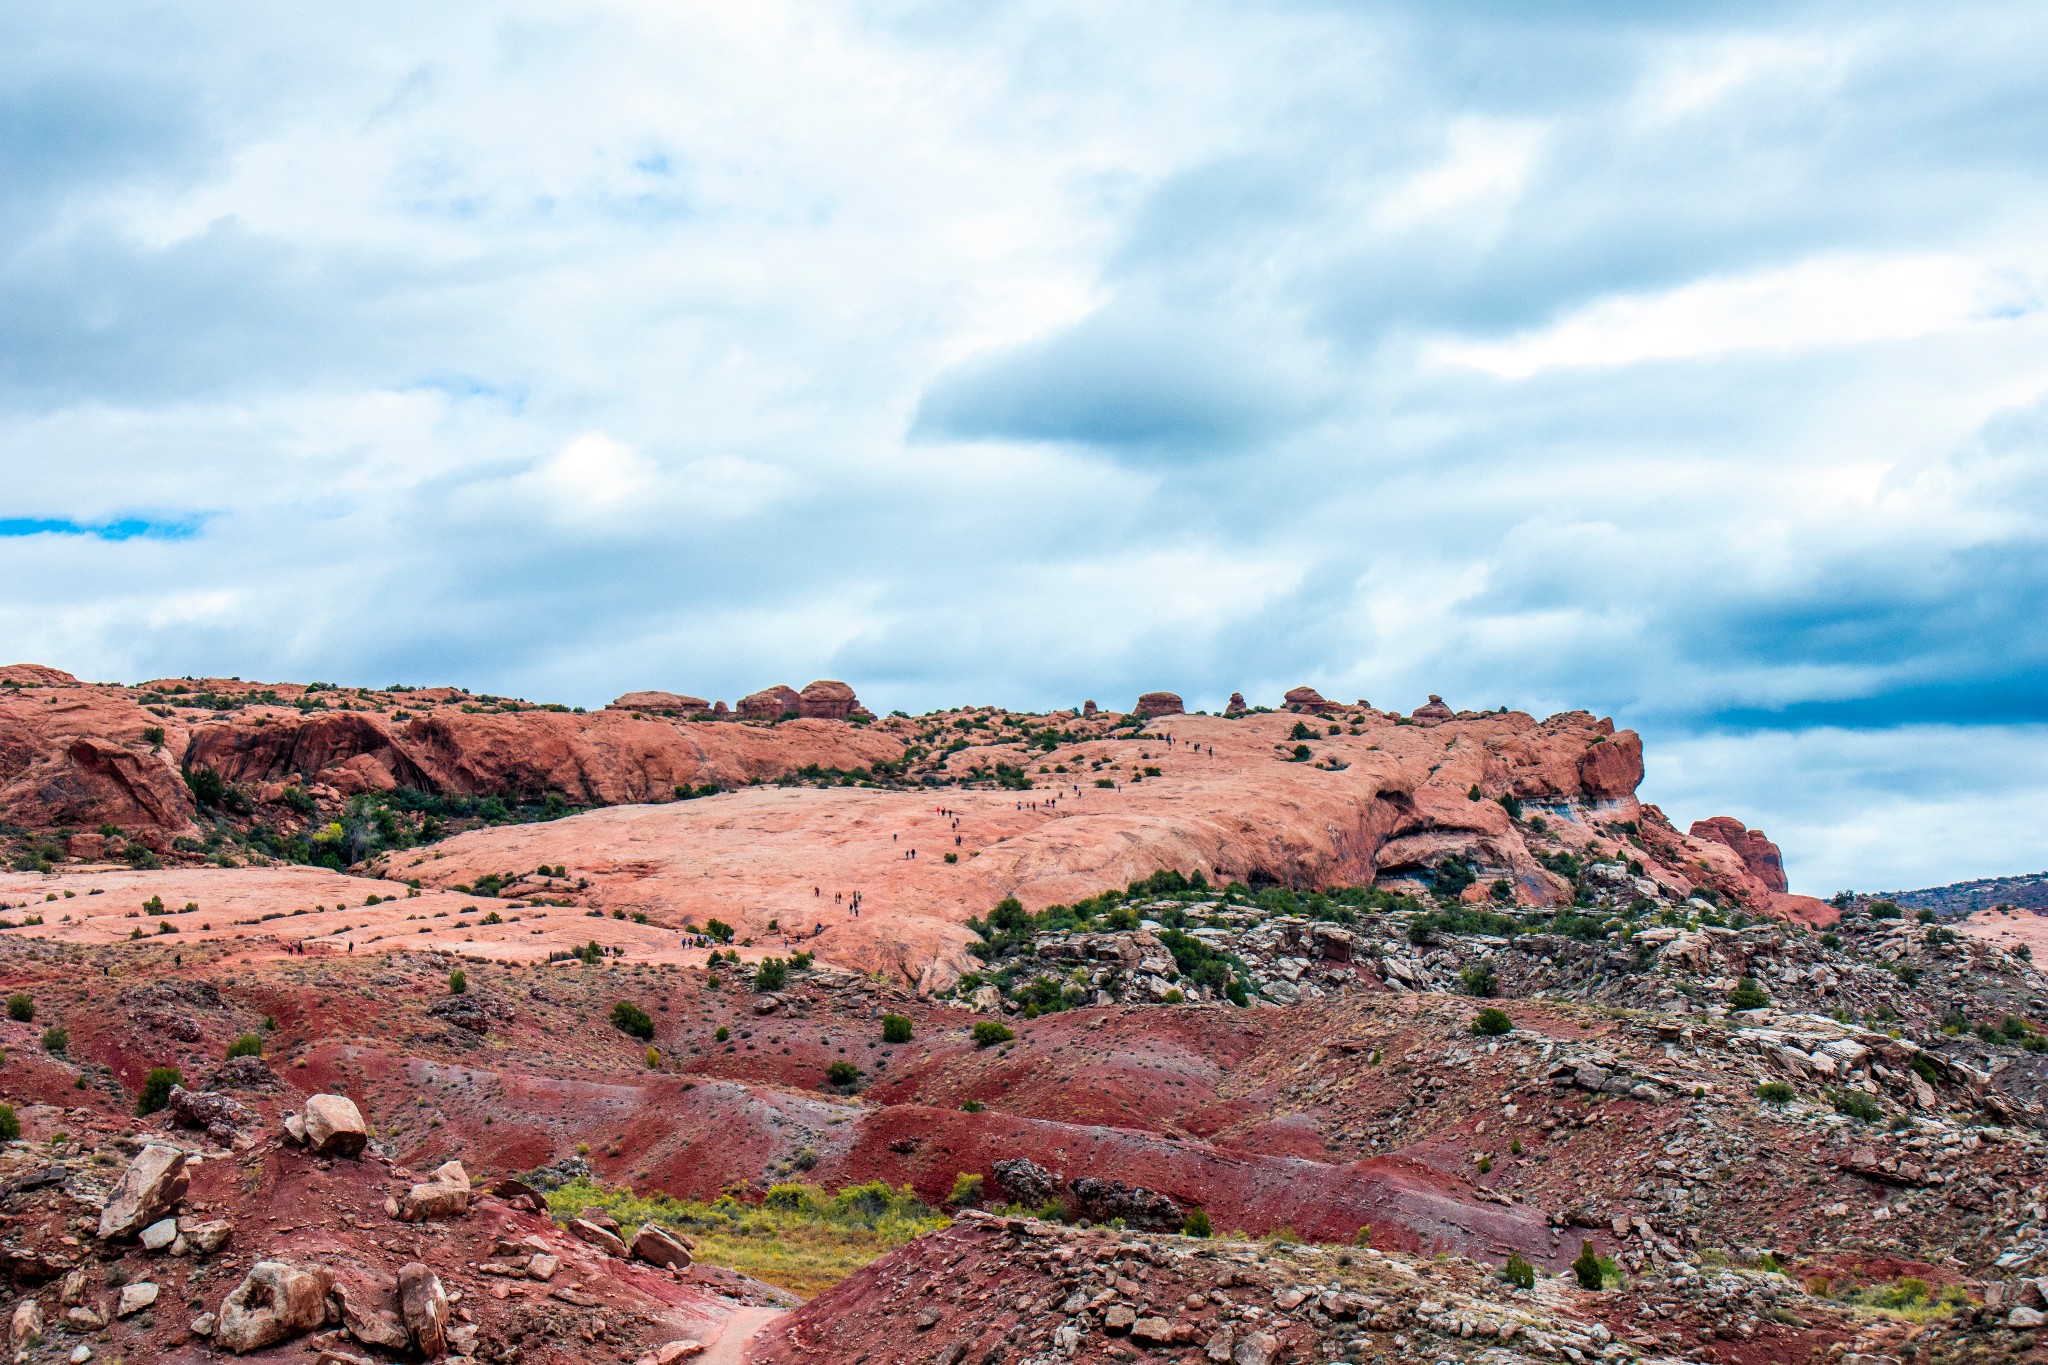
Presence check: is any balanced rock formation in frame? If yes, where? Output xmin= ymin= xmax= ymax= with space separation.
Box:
xmin=607 ymin=691 xmax=710 ymax=714
xmin=1133 ymin=692 xmax=1184 ymax=720
xmin=1411 ymin=694 xmax=1456 ymax=725
xmin=1690 ymin=816 xmax=1790 ymax=894
xmin=736 ymin=685 xmax=803 ymax=721
xmin=1282 ymin=685 xmax=1331 ymax=710
xmin=1224 ymin=692 xmax=1247 ymax=716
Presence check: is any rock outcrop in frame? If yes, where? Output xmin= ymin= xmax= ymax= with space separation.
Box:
xmin=1224 ymin=692 xmax=1247 ymax=716
xmin=1410 ymin=694 xmax=1455 ymax=725
xmin=736 ymin=685 xmax=804 ymax=720
xmin=1132 ymin=692 xmax=1184 ymax=720
xmin=607 ymin=691 xmax=711 ymax=714
xmin=1282 ymin=686 xmax=1330 ymax=711
xmin=797 ymin=680 xmax=862 ymax=720
xmin=1690 ymin=816 xmax=1789 ymax=894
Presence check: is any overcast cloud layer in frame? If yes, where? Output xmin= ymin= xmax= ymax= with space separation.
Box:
xmin=4 ymin=1 xmax=2046 ymax=894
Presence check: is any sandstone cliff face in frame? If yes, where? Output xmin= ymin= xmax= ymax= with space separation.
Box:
xmin=1689 ymin=815 xmax=1789 ymax=894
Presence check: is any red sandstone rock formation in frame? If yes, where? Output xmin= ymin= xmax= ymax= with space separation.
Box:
xmin=736 ymin=685 xmax=803 ymax=720
xmin=797 ymin=680 xmax=860 ymax=720
xmin=1690 ymin=815 xmax=1789 ymax=894
xmin=1133 ymin=691 xmax=1184 ymax=720
xmin=606 ymin=691 xmax=710 ymax=713
xmin=1282 ymin=686 xmax=1330 ymax=711
xmin=1224 ymin=692 xmax=1247 ymax=716
xmin=0 ymin=664 xmax=81 ymax=687
xmin=1411 ymin=694 xmax=1456 ymax=725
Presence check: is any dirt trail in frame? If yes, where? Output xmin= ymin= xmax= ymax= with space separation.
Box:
xmin=709 ymin=1304 xmax=786 ymax=1365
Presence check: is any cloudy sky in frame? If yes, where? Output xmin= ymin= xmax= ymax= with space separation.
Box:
xmin=4 ymin=2 xmax=2046 ymax=893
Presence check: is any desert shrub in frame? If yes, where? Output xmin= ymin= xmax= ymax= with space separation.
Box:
xmin=1472 ymin=1007 xmax=1513 ymax=1036
xmin=645 ymin=1046 xmax=661 ymax=1069
xmin=1757 ymin=1081 xmax=1794 ymax=1104
xmin=754 ymin=957 xmax=790 ymax=992
xmin=971 ymin=1020 xmax=1015 ymax=1048
xmin=1460 ymin=963 xmax=1498 ymax=997
xmin=1573 ymin=1241 xmax=1604 ymax=1290
xmin=1728 ymin=977 xmax=1769 ymax=1011
xmin=1868 ymin=900 xmax=1902 ymax=919
xmin=225 ymin=1033 xmax=264 ymax=1060
xmin=5 ymin=993 xmax=31 ymax=1022
xmin=1831 ymin=1089 xmax=1883 ymax=1123
xmin=448 ymin=969 xmax=467 ymax=995
xmin=948 ymin=1172 xmax=984 ymax=1206
xmin=1182 ymin=1208 xmax=1212 ymax=1237
xmin=0 ymin=1103 xmax=16 ymax=1141
xmin=136 ymin=1066 xmax=182 ymax=1116
xmin=705 ymin=918 xmax=735 ymax=943
xmin=610 ymin=1001 xmax=655 ymax=1039
xmin=40 ymin=1026 xmax=67 ymax=1055
xmin=825 ymin=1061 xmax=860 ymax=1088
xmin=881 ymin=1014 xmax=913 ymax=1044
xmin=1503 ymin=1252 xmax=1536 ymax=1290
xmin=715 ymin=1026 xmax=730 ymax=1043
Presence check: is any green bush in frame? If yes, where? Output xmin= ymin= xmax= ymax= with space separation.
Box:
xmin=1460 ymin=964 xmax=1498 ymax=997
xmin=754 ymin=957 xmax=790 ymax=992
xmin=1727 ymin=977 xmax=1769 ymax=1011
xmin=5 ymin=993 xmax=31 ymax=1023
xmin=40 ymin=1026 xmax=67 ymax=1056
xmin=610 ymin=1001 xmax=655 ymax=1039
xmin=225 ymin=1033 xmax=264 ymax=1060
xmin=825 ymin=1060 xmax=860 ymax=1088
xmin=1471 ymin=1007 xmax=1513 ymax=1036
xmin=881 ymin=1014 xmax=913 ymax=1044
xmin=714 ymin=1026 xmax=730 ymax=1043
xmin=960 ymin=1099 xmax=985 ymax=1113
xmin=448 ymin=969 xmax=468 ymax=995
xmin=1831 ymin=1089 xmax=1883 ymax=1123
xmin=1572 ymin=1240 xmax=1604 ymax=1290
xmin=1182 ymin=1208 xmax=1212 ymax=1238
xmin=948 ymin=1172 xmax=984 ymax=1206
xmin=1503 ymin=1252 xmax=1536 ymax=1290
xmin=1757 ymin=1081 xmax=1794 ymax=1104
xmin=137 ymin=1066 xmax=182 ymax=1116
xmin=971 ymin=1020 xmax=1015 ymax=1048
xmin=0 ymin=1103 xmax=16 ymax=1141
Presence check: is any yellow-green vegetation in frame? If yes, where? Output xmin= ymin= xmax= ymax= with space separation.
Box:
xmin=544 ymin=1177 xmax=947 ymax=1298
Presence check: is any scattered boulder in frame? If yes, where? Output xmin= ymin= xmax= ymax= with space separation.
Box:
xmin=97 ymin=1143 xmax=189 ymax=1239
xmin=334 ymin=1279 xmax=410 ymax=1352
xmin=635 ymin=1342 xmax=707 ymax=1365
xmin=631 ymin=1222 xmax=695 ymax=1268
xmin=140 ymin=1217 xmax=179 ymax=1251
xmin=397 ymin=1262 xmax=450 ymax=1358
xmin=166 ymin=1085 xmax=258 ymax=1145
xmin=214 ymin=1261 xmax=334 ymax=1354
xmin=179 ymin=1217 xmax=233 ymax=1255
xmin=207 ymin=1055 xmax=281 ymax=1090
xmin=115 ymin=1282 xmax=158 ymax=1317
xmin=398 ymin=1160 xmax=472 ymax=1222
xmin=10 ymin=1298 xmax=43 ymax=1352
xmin=568 ymin=1218 xmax=628 ymax=1258
xmin=294 ymin=1094 xmax=368 ymax=1157
xmin=991 ymin=1157 xmax=1060 ymax=1208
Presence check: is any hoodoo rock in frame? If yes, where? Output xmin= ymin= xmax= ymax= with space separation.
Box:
xmin=797 ymin=680 xmax=860 ymax=720
xmin=1082 ymin=700 xmax=1098 ymax=718
xmin=97 ymin=1143 xmax=189 ymax=1239
xmin=736 ymin=685 xmax=803 ymax=720
xmin=1690 ymin=816 xmax=1790 ymax=894
xmin=1283 ymin=686 xmax=1330 ymax=711
xmin=607 ymin=691 xmax=710 ymax=714
xmin=1134 ymin=691 xmax=1184 ymax=720
xmin=1411 ymin=694 xmax=1456 ymax=725
xmin=214 ymin=1261 xmax=333 ymax=1354
xmin=1224 ymin=692 xmax=1247 ymax=716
